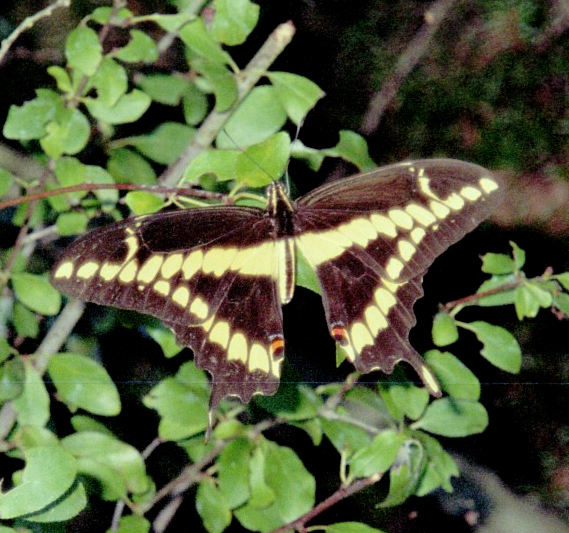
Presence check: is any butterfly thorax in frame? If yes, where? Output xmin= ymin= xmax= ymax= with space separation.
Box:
xmin=265 ymin=181 xmax=295 ymax=238
xmin=265 ymin=182 xmax=297 ymax=305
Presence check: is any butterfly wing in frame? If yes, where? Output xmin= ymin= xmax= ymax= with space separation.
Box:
xmin=50 ymin=207 xmax=285 ymax=407
xmin=294 ymin=159 xmax=503 ymax=393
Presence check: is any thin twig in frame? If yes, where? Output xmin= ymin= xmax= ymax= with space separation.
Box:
xmin=160 ymin=21 xmax=296 ymax=187
xmin=137 ymin=440 xmax=227 ymax=513
xmin=156 ymin=0 xmax=208 ymax=54
xmin=0 ymin=0 xmax=71 ymax=65
xmin=270 ymin=473 xmax=383 ymax=533
xmin=361 ymin=0 xmax=458 ymax=134
xmin=34 ymin=298 xmax=86 ymax=373
xmin=0 ymin=182 xmax=227 ymax=211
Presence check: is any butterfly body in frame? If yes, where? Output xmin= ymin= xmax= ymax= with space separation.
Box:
xmin=51 ymin=159 xmax=503 ymax=409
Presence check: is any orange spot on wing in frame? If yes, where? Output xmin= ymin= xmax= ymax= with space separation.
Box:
xmin=270 ymin=337 xmax=285 ymax=357
xmin=331 ymin=325 xmax=348 ymax=344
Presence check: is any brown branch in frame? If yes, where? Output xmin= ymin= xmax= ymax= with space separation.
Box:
xmin=270 ymin=473 xmax=383 ymax=533
xmin=136 ymin=440 xmax=227 ymax=514
xmin=160 ymin=21 xmax=296 ymax=188
xmin=0 ymin=182 xmax=227 ymax=211
xmin=361 ymin=0 xmax=458 ymax=135
xmin=440 ymin=280 xmax=519 ymax=312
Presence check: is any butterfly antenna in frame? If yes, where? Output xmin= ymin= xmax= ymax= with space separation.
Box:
xmin=220 ymin=129 xmax=278 ymax=186
xmin=284 ymin=119 xmax=304 ymax=195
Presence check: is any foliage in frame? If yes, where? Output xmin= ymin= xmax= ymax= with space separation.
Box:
xmin=0 ymin=1 xmax=566 ymax=532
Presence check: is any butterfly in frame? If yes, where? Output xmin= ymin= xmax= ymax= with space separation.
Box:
xmin=50 ymin=158 xmax=502 ymax=410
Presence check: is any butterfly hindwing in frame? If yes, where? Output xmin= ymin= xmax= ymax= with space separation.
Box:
xmin=294 ymin=159 xmax=503 ymax=392
xmin=50 ymin=207 xmax=285 ymax=407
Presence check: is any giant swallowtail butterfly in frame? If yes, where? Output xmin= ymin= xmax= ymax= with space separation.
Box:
xmin=50 ymin=159 xmax=502 ymax=410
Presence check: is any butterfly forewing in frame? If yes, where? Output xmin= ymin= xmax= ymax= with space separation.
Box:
xmin=50 ymin=206 xmax=286 ymax=407
xmin=50 ymin=158 xmax=503 ymax=412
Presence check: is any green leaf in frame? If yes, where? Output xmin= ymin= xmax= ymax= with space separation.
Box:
xmin=510 ymin=241 xmax=526 ymax=269
xmin=296 ymin=246 xmax=321 ymax=294
xmin=234 ymin=441 xmax=315 ymax=532
xmin=183 ymin=149 xmax=241 ymax=184
xmin=71 ymin=414 xmax=114 ymax=435
xmin=112 ymin=514 xmax=151 ymax=533
xmin=413 ymin=398 xmax=488 ymax=437
xmin=151 ymin=13 xmax=194 ymax=33
xmin=65 ymin=26 xmax=102 ymax=76
xmin=26 ymin=482 xmax=86 ymax=523
xmin=92 ymin=57 xmax=128 ymax=107
xmin=255 ymin=385 xmax=322 ymax=421
xmin=235 ymin=132 xmax=291 ymax=187
xmin=146 ymin=326 xmax=184 ymax=357
xmin=481 ymin=252 xmax=515 ymax=274
xmin=178 ymin=18 xmax=233 ymax=65
xmin=327 ymin=523 xmax=388 ymax=533
xmin=84 ymin=89 xmax=151 ymax=125
xmin=432 ymin=312 xmax=459 ymax=346
xmin=290 ymin=139 xmax=326 ymax=171
xmin=193 ymin=58 xmax=238 ymax=112
xmin=143 ymin=362 xmax=209 ymax=440
xmin=12 ymin=426 xmax=59 ymax=449
xmin=183 ymin=83 xmax=209 ymax=125
xmin=47 ymin=65 xmax=72 ymax=92
xmin=324 ymin=130 xmax=376 ymax=171
xmin=0 ymin=357 xmax=25 ymax=402
xmin=515 ymin=282 xmax=552 ymax=319
xmin=124 ymin=122 xmax=195 ymax=164
xmin=113 ymin=29 xmax=159 ymax=63
xmin=48 ymin=353 xmax=121 ymax=416
xmin=12 ymin=301 xmax=39 ymax=338
xmin=56 ymin=211 xmax=89 ymax=236
xmin=268 ymin=71 xmax=325 ymax=126
xmin=218 ymin=438 xmax=253 ymax=509
xmin=3 ymin=89 xmax=60 ymax=140
xmin=0 ymin=338 xmax=11 ymax=363
xmin=555 ymin=272 xmax=569 ymax=291
xmin=380 ymin=385 xmax=429 ymax=421
xmin=62 ymin=432 xmax=150 ymax=500
xmin=40 ymin=108 xmax=90 ymax=158
xmin=0 ymin=446 xmax=77 ymax=519
xmin=55 ymin=157 xmax=119 ymax=208
xmin=211 ymin=0 xmax=259 ymax=45
xmin=216 ymin=86 xmax=287 ymax=149
xmin=107 ymin=148 xmax=157 ymax=185
xmin=320 ymin=417 xmax=372 ymax=457
xmin=553 ymin=291 xmax=569 ymax=316
xmin=423 ymin=350 xmax=481 ymax=400
xmin=247 ymin=446 xmax=276 ymax=508
xmin=11 ymin=272 xmax=61 ymax=315
xmin=89 ymin=6 xmax=133 ymax=25
xmin=349 ymin=429 xmax=405 ymax=478
xmin=467 ymin=321 xmax=521 ymax=372
xmin=379 ymin=440 xmax=423 ymax=507
xmin=124 ymin=191 xmax=165 ymax=215
xmin=196 ymin=478 xmax=232 ymax=533
xmin=0 ymin=167 xmax=13 ymax=197
xmin=136 ymin=74 xmax=190 ymax=106
xmin=414 ymin=432 xmax=458 ymax=495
